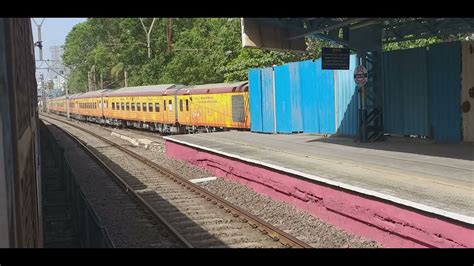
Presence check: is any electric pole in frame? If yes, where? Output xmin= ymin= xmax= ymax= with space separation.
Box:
xmin=166 ymin=18 xmax=173 ymax=51
xmin=87 ymin=72 xmax=91 ymax=91
xmin=32 ymin=18 xmax=45 ymax=61
xmin=124 ymin=68 xmax=128 ymax=87
xmin=139 ymin=18 xmax=157 ymax=58
xmin=91 ymin=65 xmax=96 ymax=91
xmin=66 ymin=81 xmax=70 ymax=120
xmin=40 ymin=73 xmax=47 ymax=112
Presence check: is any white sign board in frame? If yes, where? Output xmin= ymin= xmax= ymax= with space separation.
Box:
xmin=354 ymin=65 xmax=368 ymax=87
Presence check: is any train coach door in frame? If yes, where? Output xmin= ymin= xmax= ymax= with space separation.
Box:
xmin=173 ymin=92 xmax=179 ymax=124
xmin=185 ymin=96 xmax=190 ymax=125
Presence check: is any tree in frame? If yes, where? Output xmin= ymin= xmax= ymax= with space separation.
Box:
xmin=62 ymin=18 xmax=324 ymax=91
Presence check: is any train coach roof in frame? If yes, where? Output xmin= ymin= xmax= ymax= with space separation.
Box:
xmin=69 ymin=93 xmax=84 ymax=99
xmin=50 ymin=95 xmax=67 ymax=101
xmin=176 ymin=81 xmax=248 ymax=95
xmin=105 ymin=84 xmax=184 ymax=97
xmin=73 ymin=89 xmax=111 ymax=99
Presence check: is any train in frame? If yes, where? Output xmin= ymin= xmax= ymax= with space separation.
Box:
xmin=46 ymin=82 xmax=251 ymax=134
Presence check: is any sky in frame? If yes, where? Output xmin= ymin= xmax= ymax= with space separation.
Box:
xmin=32 ymin=18 xmax=87 ymax=81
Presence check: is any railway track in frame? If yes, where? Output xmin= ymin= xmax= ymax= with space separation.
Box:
xmin=40 ymin=114 xmax=312 ymax=248
xmin=42 ymin=119 xmax=184 ymax=248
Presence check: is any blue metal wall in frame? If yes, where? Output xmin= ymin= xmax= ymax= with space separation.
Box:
xmin=250 ymin=59 xmax=343 ymax=135
xmin=383 ymin=47 xmax=430 ymax=136
xmin=274 ymin=64 xmax=292 ymax=133
xmin=261 ymin=67 xmax=276 ymax=133
xmin=428 ymin=41 xmax=462 ymax=142
xmin=273 ymin=62 xmax=304 ymax=133
xmin=314 ymin=59 xmax=336 ymax=134
xmin=299 ymin=59 xmax=336 ymax=134
xmin=249 ymin=68 xmax=263 ymax=132
xmin=249 ymin=41 xmax=463 ymax=142
xmin=382 ymin=42 xmax=462 ymax=142
xmin=334 ymin=54 xmax=359 ymax=136
xmin=299 ymin=60 xmax=320 ymax=133
xmin=289 ymin=63 xmax=303 ymax=132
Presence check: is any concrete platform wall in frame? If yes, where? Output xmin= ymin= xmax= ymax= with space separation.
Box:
xmin=165 ymin=140 xmax=474 ymax=248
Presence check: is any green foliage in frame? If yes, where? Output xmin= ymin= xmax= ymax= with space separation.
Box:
xmin=62 ymin=18 xmax=317 ymax=92
xmin=384 ymin=37 xmax=441 ymax=51
xmin=383 ymin=35 xmax=469 ymax=51
xmin=63 ymin=18 xmax=471 ymax=94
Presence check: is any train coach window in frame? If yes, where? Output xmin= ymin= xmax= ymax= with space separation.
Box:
xmin=121 ymin=103 xmax=124 ymax=110
xmin=143 ymin=103 xmax=147 ymax=112
xmin=163 ymin=100 xmax=166 ymax=111
xmin=231 ymin=95 xmax=245 ymax=123
xmin=112 ymin=103 xmax=115 ymax=110
xmin=168 ymin=100 xmax=172 ymax=111
xmin=155 ymin=103 xmax=160 ymax=112
xmin=179 ymin=99 xmax=183 ymax=112
xmin=131 ymin=103 xmax=135 ymax=111
xmin=185 ymin=99 xmax=189 ymax=111
xmin=137 ymin=103 xmax=141 ymax=111
xmin=149 ymin=103 xmax=153 ymax=112
xmin=126 ymin=103 xmax=130 ymax=111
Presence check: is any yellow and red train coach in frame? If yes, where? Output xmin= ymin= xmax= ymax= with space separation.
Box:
xmin=47 ymin=81 xmax=250 ymax=133
xmin=174 ymin=82 xmax=250 ymax=130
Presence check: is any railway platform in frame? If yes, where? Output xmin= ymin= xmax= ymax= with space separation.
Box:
xmin=164 ymin=131 xmax=474 ymax=248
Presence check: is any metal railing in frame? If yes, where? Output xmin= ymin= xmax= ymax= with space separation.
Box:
xmin=41 ymin=122 xmax=115 ymax=248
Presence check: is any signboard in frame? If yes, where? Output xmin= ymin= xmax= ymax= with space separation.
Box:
xmin=321 ymin=48 xmax=350 ymax=70
xmin=354 ymin=65 xmax=368 ymax=87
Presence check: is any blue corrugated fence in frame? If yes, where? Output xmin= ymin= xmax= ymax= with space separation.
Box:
xmin=248 ymin=41 xmax=463 ymax=143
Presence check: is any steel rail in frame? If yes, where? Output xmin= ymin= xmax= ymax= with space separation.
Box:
xmin=41 ymin=114 xmax=312 ymax=248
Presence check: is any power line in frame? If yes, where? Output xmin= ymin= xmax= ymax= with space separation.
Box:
xmin=43 ymin=60 xmax=68 ymax=81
